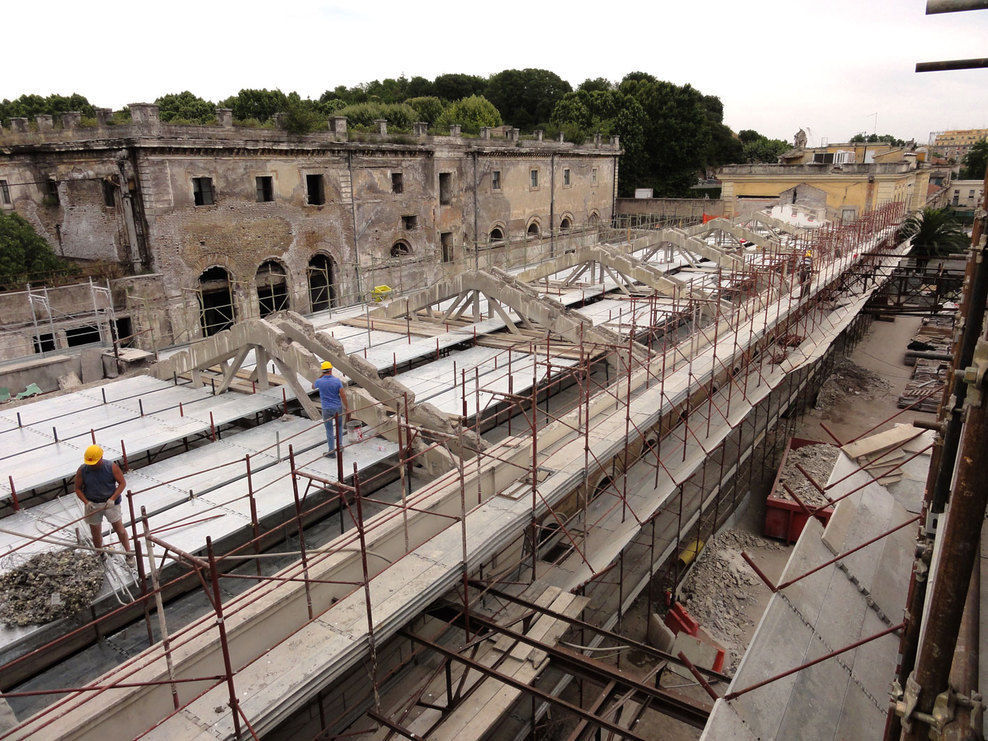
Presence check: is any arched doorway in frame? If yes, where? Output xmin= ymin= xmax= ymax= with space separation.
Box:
xmin=489 ymin=227 xmax=504 ymax=244
xmin=197 ymin=266 xmax=235 ymax=337
xmin=527 ymin=222 xmax=540 ymax=239
xmin=256 ymin=260 xmax=290 ymax=317
xmin=307 ymin=254 xmax=336 ymax=312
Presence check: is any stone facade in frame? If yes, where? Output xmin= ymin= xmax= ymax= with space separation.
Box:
xmin=0 ymin=107 xmax=619 ymax=345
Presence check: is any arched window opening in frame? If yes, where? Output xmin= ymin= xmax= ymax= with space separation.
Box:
xmin=588 ymin=212 xmax=601 ymax=227
xmin=559 ymin=217 xmax=572 ymax=232
xmin=308 ymin=254 xmax=336 ymax=313
xmin=391 ymin=241 xmax=412 ymax=258
xmin=489 ymin=227 xmax=504 ymax=244
xmin=198 ymin=266 xmax=235 ymax=337
xmin=527 ymin=222 xmax=540 ymax=238
xmin=256 ymin=260 xmax=290 ymax=318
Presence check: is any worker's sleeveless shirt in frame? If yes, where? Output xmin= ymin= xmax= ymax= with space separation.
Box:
xmin=78 ymin=460 xmax=116 ymax=502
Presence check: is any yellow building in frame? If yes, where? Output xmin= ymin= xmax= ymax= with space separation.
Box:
xmin=717 ymin=159 xmax=932 ymax=222
xmin=930 ymin=128 xmax=988 ymax=162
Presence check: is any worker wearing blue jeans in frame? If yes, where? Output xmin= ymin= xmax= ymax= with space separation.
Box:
xmin=311 ymin=361 xmax=349 ymax=457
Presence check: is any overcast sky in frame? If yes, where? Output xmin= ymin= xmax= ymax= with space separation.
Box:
xmin=5 ymin=0 xmax=987 ymax=146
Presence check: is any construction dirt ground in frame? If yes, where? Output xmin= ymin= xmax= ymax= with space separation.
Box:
xmin=541 ymin=315 xmax=935 ymax=740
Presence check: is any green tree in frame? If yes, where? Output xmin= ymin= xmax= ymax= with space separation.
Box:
xmin=0 ymin=212 xmax=67 ymax=287
xmin=617 ymin=72 xmax=713 ymax=196
xmin=740 ymin=131 xmax=790 ymax=163
xmin=898 ymin=207 xmax=969 ymax=271
xmin=960 ymin=139 xmax=988 ymax=180
xmin=850 ymin=132 xmax=906 ymax=146
xmin=154 ymin=91 xmax=217 ymax=124
xmin=0 ymin=93 xmax=95 ymax=126
xmin=433 ymin=74 xmax=487 ymax=102
xmin=551 ymin=88 xmax=647 ymax=195
xmin=405 ymin=96 xmax=444 ymax=125
xmin=434 ymin=95 xmax=502 ymax=134
xmin=218 ymin=89 xmax=289 ymax=123
xmin=337 ymin=102 xmax=419 ymax=131
xmin=577 ymin=78 xmax=613 ymax=93
xmin=281 ymin=97 xmax=325 ymax=134
xmin=364 ymin=77 xmax=410 ymax=104
xmin=406 ymin=76 xmax=435 ymax=98
xmin=484 ymin=69 xmax=572 ymax=131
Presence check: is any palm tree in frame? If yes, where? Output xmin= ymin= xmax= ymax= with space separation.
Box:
xmin=897 ymin=207 xmax=968 ymax=272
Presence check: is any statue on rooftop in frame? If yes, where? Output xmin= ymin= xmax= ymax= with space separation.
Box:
xmin=794 ymin=128 xmax=807 ymax=149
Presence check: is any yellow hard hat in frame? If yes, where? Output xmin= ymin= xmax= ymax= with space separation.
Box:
xmin=84 ymin=444 xmax=103 ymax=465
xmin=320 ymin=361 xmax=333 ymax=371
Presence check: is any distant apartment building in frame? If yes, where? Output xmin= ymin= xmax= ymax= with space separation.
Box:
xmin=929 ymin=128 xmax=988 ymax=162
xmin=0 ymin=105 xmax=619 ymax=346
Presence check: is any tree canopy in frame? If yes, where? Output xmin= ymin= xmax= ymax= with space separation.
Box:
xmin=737 ymin=129 xmax=790 ymax=163
xmin=0 ymin=212 xmax=67 ymax=287
xmin=484 ymin=69 xmax=572 ymax=131
xmin=850 ymin=133 xmax=906 ymax=146
xmin=154 ymin=91 xmax=217 ymax=125
xmin=434 ymin=96 xmax=502 ymax=135
xmin=961 ymin=139 xmax=988 ymax=180
xmin=0 ymin=93 xmax=95 ymax=126
xmin=898 ymin=207 xmax=968 ymax=267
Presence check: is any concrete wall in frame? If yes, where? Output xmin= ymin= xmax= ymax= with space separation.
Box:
xmin=614 ymin=197 xmax=724 ymax=223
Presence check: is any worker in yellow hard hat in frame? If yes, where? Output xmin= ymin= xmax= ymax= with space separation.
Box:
xmin=74 ymin=444 xmax=133 ymax=565
xmin=311 ymin=361 xmax=349 ymax=457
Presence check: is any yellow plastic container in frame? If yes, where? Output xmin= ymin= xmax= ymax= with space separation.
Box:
xmin=371 ymin=285 xmax=392 ymax=302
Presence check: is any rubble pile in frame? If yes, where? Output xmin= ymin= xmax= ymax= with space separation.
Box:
xmin=815 ymin=359 xmax=891 ymax=413
xmin=0 ymin=550 xmax=103 ymax=626
xmin=776 ymin=444 xmax=841 ymax=507
xmin=680 ymin=530 xmax=783 ymax=671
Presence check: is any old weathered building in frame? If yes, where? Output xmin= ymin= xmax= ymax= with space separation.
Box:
xmin=0 ymin=106 xmax=619 ymax=346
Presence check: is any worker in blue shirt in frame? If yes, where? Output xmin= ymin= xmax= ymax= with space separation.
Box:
xmin=312 ymin=361 xmax=349 ymax=456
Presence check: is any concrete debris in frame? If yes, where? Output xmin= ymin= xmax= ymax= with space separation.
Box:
xmin=679 ymin=529 xmax=782 ymax=672
xmin=776 ymin=444 xmax=840 ymax=507
xmin=814 ymin=359 xmax=891 ymax=414
xmin=57 ymin=372 xmax=82 ymax=390
xmin=0 ymin=550 xmax=104 ymax=626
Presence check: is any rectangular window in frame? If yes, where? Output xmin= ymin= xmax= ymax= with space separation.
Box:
xmin=65 ymin=325 xmax=102 ymax=347
xmin=45 ymin=179 xmax=60 ymax=206
xmin=491 ymin=170 xmax=501 ymax=190
xmin=591 ymin=168 xmax=598 ymax=185
xmin=439 ymin=172 xmax=452 ymax=205
xmin=192 ymin=177 xmax=214 ymax=206
xmin=1 ymin=179 xmax=10 ymax=205
xmin=256 ymin=176 xmax=274 ymax=202
xmin=306 ymin=174 xmax=325 ymax=205
xmin=441 ymin=232 xmax=453 ymax=263
xmin=970 ymin=190 xmax=976 ymax=198
xmin=402 ymin=214 xmax=417 ymax=230
xmin=391 ymin=172 xmax=404 ymax=194
xmin=33 ymin=332 xmax=56 ymax=353
xmin=102 ymin=180 xmax=116 ymax=207
xmin=563 ymin=168 xmax=571 ymax=187
xmin=530 ymin=169 xmax=539 ymax=188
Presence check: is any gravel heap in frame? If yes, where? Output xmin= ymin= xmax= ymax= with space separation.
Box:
xmin=815 ymin=359 xmax=891 ymax=413
xmin=679 ymin=530 xmax=783 ymax=672
xmin=776 ymin=444 xmax=841 ymax=508
xmin=0 ymin=550 xmax=104 ymax=627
